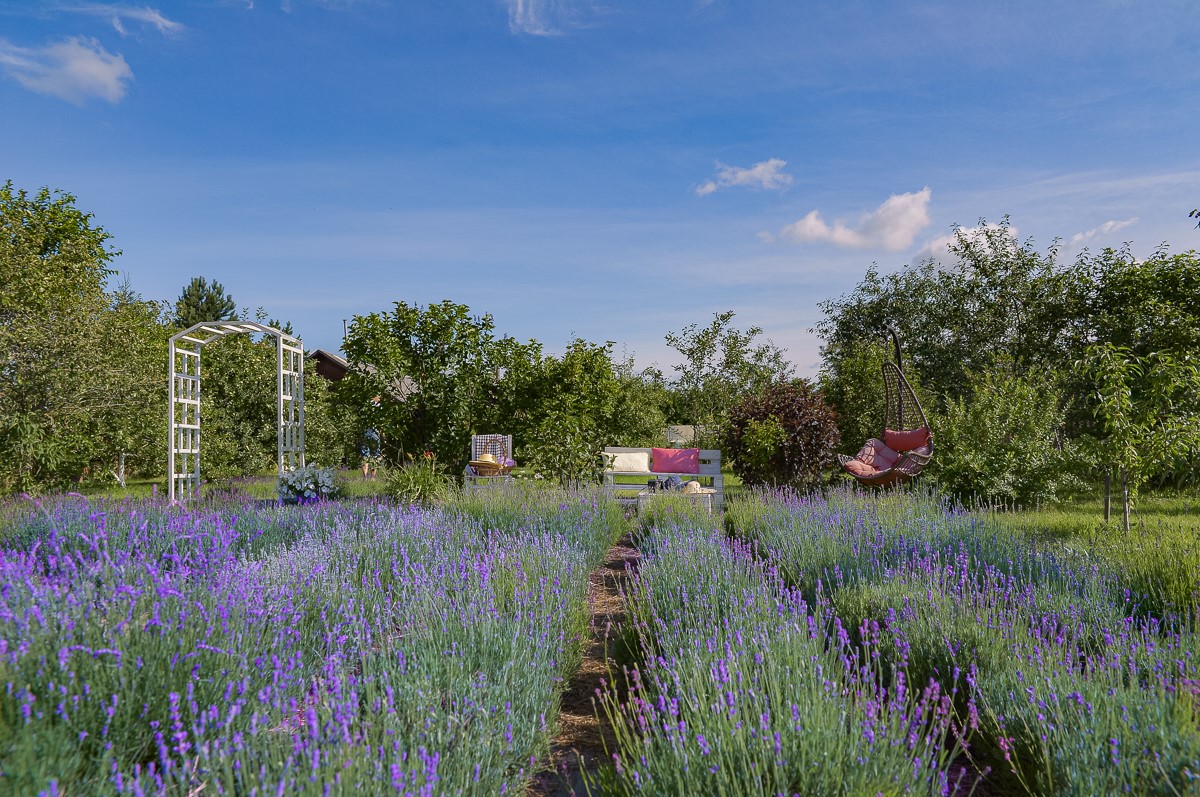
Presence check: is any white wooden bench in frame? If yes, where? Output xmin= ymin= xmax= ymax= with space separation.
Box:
xmin=602 ymin=447 xmax=724 ymax=510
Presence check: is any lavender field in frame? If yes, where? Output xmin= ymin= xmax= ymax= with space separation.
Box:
xmin=0 ymin=489 xmax=623 ymax=795
xmin=601 ymin=490 xmax=1199 ymax=795
xmin=2 ymin=487 xmax=1197 ymax=796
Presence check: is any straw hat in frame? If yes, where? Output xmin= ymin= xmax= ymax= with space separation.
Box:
xmin=476 ymin=452 xmax=496 ymax=464
xmin=683 ymin=480 xmax=716 ymax=495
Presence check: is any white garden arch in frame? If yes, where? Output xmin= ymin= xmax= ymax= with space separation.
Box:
xmin=168 ymin=321 xmax=305 ymax=501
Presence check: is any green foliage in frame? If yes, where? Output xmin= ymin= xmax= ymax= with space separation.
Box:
xmin=1083 ymin=344 xmax=1200 ymax=528
xmin=342 ymin=299 xmax=661 ymax=479
xmin=817 ymin=223 xmax=1200 ymax=494
xmin=724 ymin=381 xmax=840 ymax=489
xmin=932 ymin=361 xmax=1080 ymax=505
xmin=384 ymin=452 xmax=453 ymax=505
xmin=195 ymin=320 xmax=280 ymax=478
xmin=302 ymin=376 xmax=357 ymax=469
xmin=817 ymin=219 xmax=1074 ymax=407
xmin=0 ymin=182 xmax=169 ymax=494
xmin=665 ymin=310 xmax=793 ymax=445
xmin=741 ymin=416 xmax=787 ymax=477
xmin=819 ymin=336 xmax=888 ymax=451
xmin=522 ymin=409 xmax=604 ymax=490
xmin=342 ymin=300 xmax=520 ymax=470
xmin=173 ymin=276 xmax=236 ymax=328
xmin=277 ymin=464 xmax=340 ymax=503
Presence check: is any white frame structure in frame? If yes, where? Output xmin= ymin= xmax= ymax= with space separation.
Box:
xmin=169 ymin=321 xmax=305 ymax=501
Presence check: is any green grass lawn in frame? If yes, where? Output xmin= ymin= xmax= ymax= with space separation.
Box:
xmin=982 ymin=491 xmax=1200 ymax=618
xmin=985 ymin=491 xmax=1200 ymax=540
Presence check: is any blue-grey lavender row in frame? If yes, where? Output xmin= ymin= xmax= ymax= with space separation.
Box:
xmin=0 ymin=489 xmax=623 ymax=795
xmin=600 ymin=518 xmax=969 ymax=796
xmin=729 ymin=488 xmax=1199 ymax=795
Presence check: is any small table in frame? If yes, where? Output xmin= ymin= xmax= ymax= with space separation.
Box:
xmin=636 ymin=488 xmax=713 ymax=514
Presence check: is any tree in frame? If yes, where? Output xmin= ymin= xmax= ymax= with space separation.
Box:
xmin=665 ymin=311 xmax=793 ymax=445
xmin=1084 ymin=345 xmax=1200 ymax=530
xmin=723 ymin=381 xmax=840 ymax=489
xmin=816 ymin=219 xmax=1076 ymax=408
xmin=931 ymin=361 xmax=1080 ymax=506
xmin=0 ymin=183 xmax=121 ymax=492
xmin=174 ymin=276 xmax=237 ymax=328
xmin=518 ymin=338 xmax=633 ymax=485
xmin=819 ymin=336 xmax=888 ymax=455
xmin=816 ymin=224 xmax=1200 ymax=493
xmin=341 ymin=300 xmax=522 ymax=471
xmin=87 ymin=279 xmax=171 ymax=485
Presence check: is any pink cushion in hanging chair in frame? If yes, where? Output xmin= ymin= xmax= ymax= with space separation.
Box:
xmin=885 ymin=427 xmax=931 ymax=452
xmin=843 ymin=458 xmax=881 ymax=478
xmin=857 ymin=438 xmax=900 ymax=470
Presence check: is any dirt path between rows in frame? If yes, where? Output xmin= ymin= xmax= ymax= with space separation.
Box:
xmin=526 ymin=532 xmax=640 ymax=797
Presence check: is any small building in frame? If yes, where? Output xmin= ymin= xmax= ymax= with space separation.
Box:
xmin=307 ymin=349 xmax=418 ymax=401
xmin=309 ymin=349 xmax=349 ymax=381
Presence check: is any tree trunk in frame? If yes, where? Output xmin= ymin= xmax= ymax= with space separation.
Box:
xmin=1103 ymin=470 xmax=1111 ymax=524
xmin=1121 ymin=467 xmax=1130 ymax=532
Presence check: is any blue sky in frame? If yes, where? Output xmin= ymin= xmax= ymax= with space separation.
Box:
xmin=2 ymin=1 xmax=1197 ymax=376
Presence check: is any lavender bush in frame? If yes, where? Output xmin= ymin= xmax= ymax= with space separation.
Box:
xmin=598 ymin=517 xmax=968 ymax=795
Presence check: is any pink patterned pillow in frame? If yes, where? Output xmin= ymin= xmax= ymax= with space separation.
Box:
xmin=885 ymin=427 xmax=931 ymax=452
xmin=856 ymin=439 xmax=899 ymax=470
xmin=843 ymin=459 xmax=880 ymax=477
xmin=652 ymin=447 xmax=700 ymax=474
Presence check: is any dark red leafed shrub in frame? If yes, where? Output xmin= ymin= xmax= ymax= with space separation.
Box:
xmin=724 ymin=381 xmax=841 ymax=488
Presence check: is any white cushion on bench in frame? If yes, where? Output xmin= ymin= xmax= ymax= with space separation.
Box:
xmin=605 ymin=451 xmax=651 ymax=472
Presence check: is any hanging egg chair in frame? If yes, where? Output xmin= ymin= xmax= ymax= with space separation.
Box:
xmin=837 ymin=328 xmax=933 ymax=487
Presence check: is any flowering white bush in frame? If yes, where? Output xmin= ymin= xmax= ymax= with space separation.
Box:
xmin=277 ymin=465 xmax=339 ymax=503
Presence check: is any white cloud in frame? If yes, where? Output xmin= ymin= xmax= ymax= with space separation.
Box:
xmin=781 ymin=187 xmax=932 ymax=251
xmin=1069 ymin=217 xmax=1137 ymax=246
xmin=914 ymin=222 xmax=1017 ymax=262
xmin=0 ymin=36 xmax=132 ymax=104
xmin=63 ymin=4 xmax=185 ymax=37
xmin=696 ymin=158 xmax=792 ymax=196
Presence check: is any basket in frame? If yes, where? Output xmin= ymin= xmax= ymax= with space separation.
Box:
xmin=469 ymin=460 xmax=512 ymax=477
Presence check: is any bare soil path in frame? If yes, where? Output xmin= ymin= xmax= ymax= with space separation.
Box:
xmin=526 ymin=532 xmax=640 ymax=797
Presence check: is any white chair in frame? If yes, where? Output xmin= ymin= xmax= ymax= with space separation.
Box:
xmin=464 ymin=434 xmax=514 ymax=489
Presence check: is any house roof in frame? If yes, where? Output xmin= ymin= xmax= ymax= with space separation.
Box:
xmin=307 ymin=349 xmax=418 ymax=400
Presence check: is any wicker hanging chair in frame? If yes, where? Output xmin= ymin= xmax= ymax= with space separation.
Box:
xmin=837 ymin=328 xmax=934 ymax=487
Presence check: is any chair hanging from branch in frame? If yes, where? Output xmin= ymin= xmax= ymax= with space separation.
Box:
xmin=837 ymin=328 xmax=933 ymax=487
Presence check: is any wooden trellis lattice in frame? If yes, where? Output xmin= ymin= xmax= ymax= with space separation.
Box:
xmin=168 ymin=321 xmax=305 ymax=501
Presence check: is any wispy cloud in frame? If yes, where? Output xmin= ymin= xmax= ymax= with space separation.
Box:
xmin=1069 ymin=217 xmax=1137 ymax=246
xmin=506 ymin=0 xmax=568 ymax=36
xmin=62 ymin=4 xmax=185 ymax=37
xmin=696 ymin=158 xmax=792 ymax=196
xmin=0 ymin=36 xmax=132 ymax=104
xmin=781 ymin=187 xmax=932 ymax=251
xmin=914 ymin=222 xmax=1017 ymax=262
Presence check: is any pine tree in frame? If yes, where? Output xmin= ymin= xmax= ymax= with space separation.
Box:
xmin=174 ymin=277 xmax=236 ymax=328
